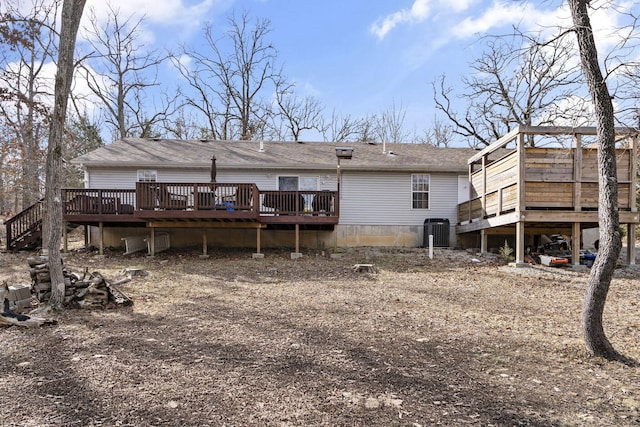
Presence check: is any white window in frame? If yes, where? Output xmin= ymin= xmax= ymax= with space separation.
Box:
xmin=137 ymin=170 xmax=157 ymax=182
xmin=412 ymin=174 xmax=430 ymax=209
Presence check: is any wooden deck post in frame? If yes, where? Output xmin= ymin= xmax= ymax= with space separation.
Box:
xmin=480 ymin=229 xmax=487 ymax=254
xmin=627 ymin=224 xmax=636 ymax=265
xmin=149 ymin=227 xmax=155 ymax=257
xmin=295 ymin=223 xmax=300 ymax=253
xmin=630 ymin=136 xmax=637 ymax=212
xmin=63 ymin=222 xmax=68 ymax=253
xmin=99 ymin=222 xmax=104 ymax=256
xmin=515 ymin=221 xmax=525 ymax=264
xmin=202 ymin=231 xmax=208 ymax=257
xmin=572 ymin=222 xmax=581 ymax=265
xmin=256 ymin=226 xmax=261 ymax=254
xmin=573 ymin=134 xmax=582 ymax=212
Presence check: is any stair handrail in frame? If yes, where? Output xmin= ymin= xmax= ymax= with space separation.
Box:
xmin=5 ymin=198 xmax=44 ymax=250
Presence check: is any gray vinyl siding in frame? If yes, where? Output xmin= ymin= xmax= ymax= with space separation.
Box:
xmin=86 ymin=167 xmax=337 ymax=191
xmin=87 ymin=168 xmax=138 ymax=188
xmin=339 ymin=171 xmax=459 ymax=226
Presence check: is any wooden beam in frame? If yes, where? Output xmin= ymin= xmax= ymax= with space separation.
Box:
xmin=295 ymin=223 xmax=300 ymax=253
xmin=146 ymin=221 xmax=264 ymax=229
xmin=521 ymin=210 xmax=640 ymax=223
xmin=518 ymin=125 xmax=639 ymax=137
xmin=468 ymin=127 xmax=521 ymax=164
xmin=456 ymin=211 xmax=521 ymax=233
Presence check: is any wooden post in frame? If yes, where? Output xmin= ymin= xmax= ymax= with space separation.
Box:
xmin=202 ymin=231 xmax=208 ymax=257
xmin=480 ymin=229 xmax=487 ymax=254
xmin=515 ymin=221 xmax=525 ymax=264
xmin=630 ymin=136 xmax=637 ymax=212
xmin=467 ymin=163 xmax=473 ymax=223
xmin=256 ymin=226 xmax=261 ymax=254
xmin=149 ymin=227 xmax=155 ymax=257
xmin=573 ymin=134 xmax=582 ymax=211
xmin=572 ymin=222 xmax=581 ymax=265
xmin=98 ymin=222 xmax=104 ymax=256
xmin=516 ymin=132 xmax=526 ymax=213
xmin=63 ymin=222 xmax=68 ymax=253
xmin=627 ymin=224 xmax=636 ymax=265
xmin=481 ymin=155 xmax=487 ymax=217
xmin=295 ymin=223 xmax=300 ymax=253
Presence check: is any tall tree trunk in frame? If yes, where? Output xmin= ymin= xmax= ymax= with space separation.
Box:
xmin=43 ymin=0 xmax=86 ymax=308
xmin=568 ymin=0 xmax=625 ymax=361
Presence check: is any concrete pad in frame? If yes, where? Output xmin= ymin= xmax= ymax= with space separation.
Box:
xmin=252 ymin=253 xmax=265 ymax=259
xmin=330 ymin=253 xmax=342 ymax=259
xmin=290 ymin=253 xmax=303 ymax=260
xmin=507 ymin=262 xmax=529 ymax=268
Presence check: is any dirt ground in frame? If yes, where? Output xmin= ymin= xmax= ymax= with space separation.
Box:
xmin=1 ymin=243 xmax=640 ymax=427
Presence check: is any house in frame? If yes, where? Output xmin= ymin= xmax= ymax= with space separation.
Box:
xmin=6 ymin=126 xmax=637 ymax=264
xmin=49 ymin=138 xmax=477 ymax=255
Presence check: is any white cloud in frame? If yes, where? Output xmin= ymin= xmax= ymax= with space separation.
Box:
xmin=453 ymin=2 xmax=562 ymax=40
xmin=370 ymin=0 xmax=477 ymax=40
xmin=370 ymin=0 xmax=432 ymax=40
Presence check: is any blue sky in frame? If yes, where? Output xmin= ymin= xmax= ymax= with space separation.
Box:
xmin=78 ymin=0 xmax=637 ymax=142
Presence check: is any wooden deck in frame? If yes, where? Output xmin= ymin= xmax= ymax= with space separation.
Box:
xmin=456 ymin=126 xmax=639 ymax=264
xmin=62 ymin=183 xmax=339 ymax=227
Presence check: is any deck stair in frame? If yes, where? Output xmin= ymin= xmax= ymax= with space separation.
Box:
xmin=5 ymin=200 xmax=44 ymax=251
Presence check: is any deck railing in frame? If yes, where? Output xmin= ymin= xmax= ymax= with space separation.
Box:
xmin=135 ymin=182 xmax=259 ymax=211
xmin=63 ymin=189 xmax=137 ymax=215
xmin=457 ymin=126 xmax=637 ymax=225
xmin=60 ymin=184 xmax=338 ymax=219
xmin=5 ymin=198 xmax=44 ymax=250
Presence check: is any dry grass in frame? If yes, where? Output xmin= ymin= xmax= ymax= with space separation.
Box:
xmin=1 ymin=246 xmax=639 ymax=426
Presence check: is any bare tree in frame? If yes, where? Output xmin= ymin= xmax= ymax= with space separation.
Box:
xmin=172 ymin=44 xmax=234 ymax=140
xmin=374 ymin=101 xmax=410 ymax=143
xmin=275 ymin=82 xmax=325 ymax=142
xmin=434 ymin=34 xmax=583 ymax=147
xmin=81 ymin=5 xmax=171 ymax=140
xmin=43 ymin=0 xmax=85 ymax=308
xmin=320 ymin=110 xmax=360 ymax=142
xmin=416 ymin=116 xmax=454 ymax=147
xmin=568 ymin=0 xmax=633 ymax=363
xmin=174 ymin=10 xmax=283 ymax=140
xmin=0 ymin=0 xmax=58 ymax=208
